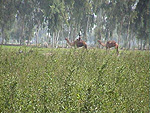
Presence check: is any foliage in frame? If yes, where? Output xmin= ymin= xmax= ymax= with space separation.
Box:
xmin=0 ymin=46 xmax=149 ymax=112
xmin=0 ymin=0 xmax=17 ymax=44
xmin=0 ymin=0 xmax=149 ymax=49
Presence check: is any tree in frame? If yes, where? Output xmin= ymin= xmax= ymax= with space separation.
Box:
xmin=15 ymin=0 xmax=35 ymax=45
xmin=0 ymin=0 xmax=149 ymax=49
xmin=133 ymin=0 xmax=149 ymax=49
xmin=0 ymin=0 xmax=17 ymax=44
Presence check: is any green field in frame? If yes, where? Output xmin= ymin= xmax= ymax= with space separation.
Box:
xmin=0 ymin=46 xmax=149 ymax=112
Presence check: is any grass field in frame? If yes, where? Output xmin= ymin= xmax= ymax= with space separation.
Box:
xmin=0 ymin=45 xmax=149 ymax=112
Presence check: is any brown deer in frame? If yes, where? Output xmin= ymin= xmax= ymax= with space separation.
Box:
xmin=65 ymin=38 xmax=87 ymax=49
xmin=98 ymin=40 xmax=119 ymax=55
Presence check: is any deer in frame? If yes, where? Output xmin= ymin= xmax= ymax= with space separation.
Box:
xmin=97 ymin=40 xmax=119 ymax=55
xmin=65 ymin=38 xmax=87 ymax=49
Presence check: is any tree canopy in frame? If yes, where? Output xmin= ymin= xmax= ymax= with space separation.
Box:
xmin=0 ymin=0 xmax=149 ymax=49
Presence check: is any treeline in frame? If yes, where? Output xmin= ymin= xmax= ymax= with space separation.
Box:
xmin=0 ymin=0 xmax=149 ymax=49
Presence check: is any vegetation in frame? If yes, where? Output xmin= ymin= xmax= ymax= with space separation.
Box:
xmin=0 ymin=0 xmax=149 ymax=49
xmin=0 ymin=1 xmax=149 ymax=112
xmin=0 ymin=46 xmax=149 ymax=112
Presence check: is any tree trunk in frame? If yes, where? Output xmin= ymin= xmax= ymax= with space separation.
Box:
xmin=56 ymin=30 xmax=60 ymax=48
xmin=61 ymin=24 xmax=64 ymax=47
xmin=52 ymin=32 xmax=55 ymax=48
xmin=140 ymin=39 xmax=142 ymax=50
xmin=117 ymin=19 xmax=123 ymax=45
xmin=48 ymin=32 xmax=51 ymax=45
xmin=21 ymin=16 xmax=25 ymax=45
xmin=69 ymin=24 xmax=73 ymax=41
xmin=132 ymin=34 xmax=136 ymax=50
xmin=138 ymin=38 xmax=139 ymax=49
xmin=143 ymin=40 xmax=146 ymax=50
xmin=126 ymin=15 xmax=131 ymax=49
xmin=1 ymin=25 xmax=4 ymax=44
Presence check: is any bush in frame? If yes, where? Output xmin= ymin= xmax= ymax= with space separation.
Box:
xmin=0 ymin=46 xmax=149 ymax=112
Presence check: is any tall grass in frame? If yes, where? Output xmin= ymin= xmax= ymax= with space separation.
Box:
xmin=0 ymin=46 xmax=149 ymax=112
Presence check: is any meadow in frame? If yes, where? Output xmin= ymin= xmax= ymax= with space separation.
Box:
xmin=0 ymin=45 xmax=149 ymax=112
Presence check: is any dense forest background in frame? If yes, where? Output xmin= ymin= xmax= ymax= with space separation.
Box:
xmin=0 ymin=0 xmax=149 ymax=49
